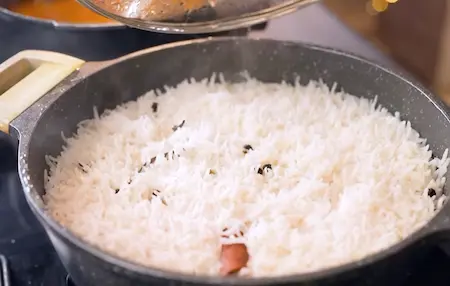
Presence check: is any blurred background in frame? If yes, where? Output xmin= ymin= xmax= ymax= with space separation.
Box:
xmin=324 ymin=0 xmax=450 ymax=105
xmin=1 ymin=0 xmax=448 ymax=104
xmin=2 ymin=0 xmax=448 ymax=103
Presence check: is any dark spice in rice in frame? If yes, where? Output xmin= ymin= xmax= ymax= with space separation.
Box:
xmin=78 ymin=163 xmax=88 ymax=173
xmin=151 ymin=189 xmax=167 ymax=205
xmin=172 ymin=120 xmax=186 ymax=132
xmin=428 ymin=188 xmax=437 ymax=197
xmin=152 ymin=189 xmax=161 ymax=197
xmin=243 ymin=144 xmax=253 ymax=154
xmin=151 ymin=102 xmax=158 ymax=113
xmin=164 ymin=150 xmax=180 ymax=160
xmin=257 ymin=164 xmax=272 ymax=175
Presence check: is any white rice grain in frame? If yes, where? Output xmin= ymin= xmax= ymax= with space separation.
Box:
xmin=44 ymin=77 xmax=449 ymax=277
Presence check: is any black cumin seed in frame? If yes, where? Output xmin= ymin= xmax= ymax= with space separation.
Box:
xmin=115 ymin=189 xmax=120 ymax=194
xmin=78 ymin=163 xmax=87 ymax=173
xmin=172 ymin=120 xmax=186 ymax=132
xmin=151 ymin=189 xmax=166 ymax=205
xmin=243 ymin=144 xmax=253 ymax=154
xmin=221 ymin=227 xmax=244 ymax=238
xmin=257 ymin=164 xmax=272 ymax=175
xmin=262 ymin=164 xmax=272 ymax=171
xmin=164 ymin=151 xmax=179 ymax=160
xmin=137 ymin=161 xmax=151 ymax=174
xmin=151 ymin=102 xmax=158 ymax=113
xmin=428 ymin=188 xmax=437 ymax=197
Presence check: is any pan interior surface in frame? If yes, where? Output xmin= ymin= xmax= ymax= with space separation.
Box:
xmin=22 ymin=38 xmax=450 ymax=282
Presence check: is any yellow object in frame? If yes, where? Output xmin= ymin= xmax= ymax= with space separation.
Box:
xmin=8 ymin=0 xmax=113 ymax=23
xmin=372 ymin=0 xmax=399 ymax=12
xmin=0 ymin=50 xmax=85 ymax=134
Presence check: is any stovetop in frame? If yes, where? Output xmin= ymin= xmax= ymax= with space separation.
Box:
xmin=1 ymin=133 xmax=450 ymax=286
xmin=0 ymin=132 xmax=73 ymax=286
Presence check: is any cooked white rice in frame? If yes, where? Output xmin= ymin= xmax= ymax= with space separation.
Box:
xmin=45 ymin=76 xmax=449 ymax=277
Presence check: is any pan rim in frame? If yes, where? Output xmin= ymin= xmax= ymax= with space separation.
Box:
xmin=18 ymin=37 xmax=450 ymax=285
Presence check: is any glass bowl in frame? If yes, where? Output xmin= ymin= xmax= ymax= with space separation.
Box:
xmin=76 ymin=0 xmax=319 ymax=34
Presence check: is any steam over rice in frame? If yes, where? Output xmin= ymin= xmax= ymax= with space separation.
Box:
xmin=45 ymin=76 xmax=449 ymax=277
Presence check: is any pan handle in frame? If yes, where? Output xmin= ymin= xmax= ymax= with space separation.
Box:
xmin=0 ymin=50 xmax=85 ymax=134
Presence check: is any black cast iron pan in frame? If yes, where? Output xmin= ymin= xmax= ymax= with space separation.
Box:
xmin=1 ymin=37 xmax=450 ymax=286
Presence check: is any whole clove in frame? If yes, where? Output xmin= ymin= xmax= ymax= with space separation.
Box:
xmin=428 ymin=188 xmax=437 ymax=197
xmin=151 ymin=102 xmax=158 ymax=113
